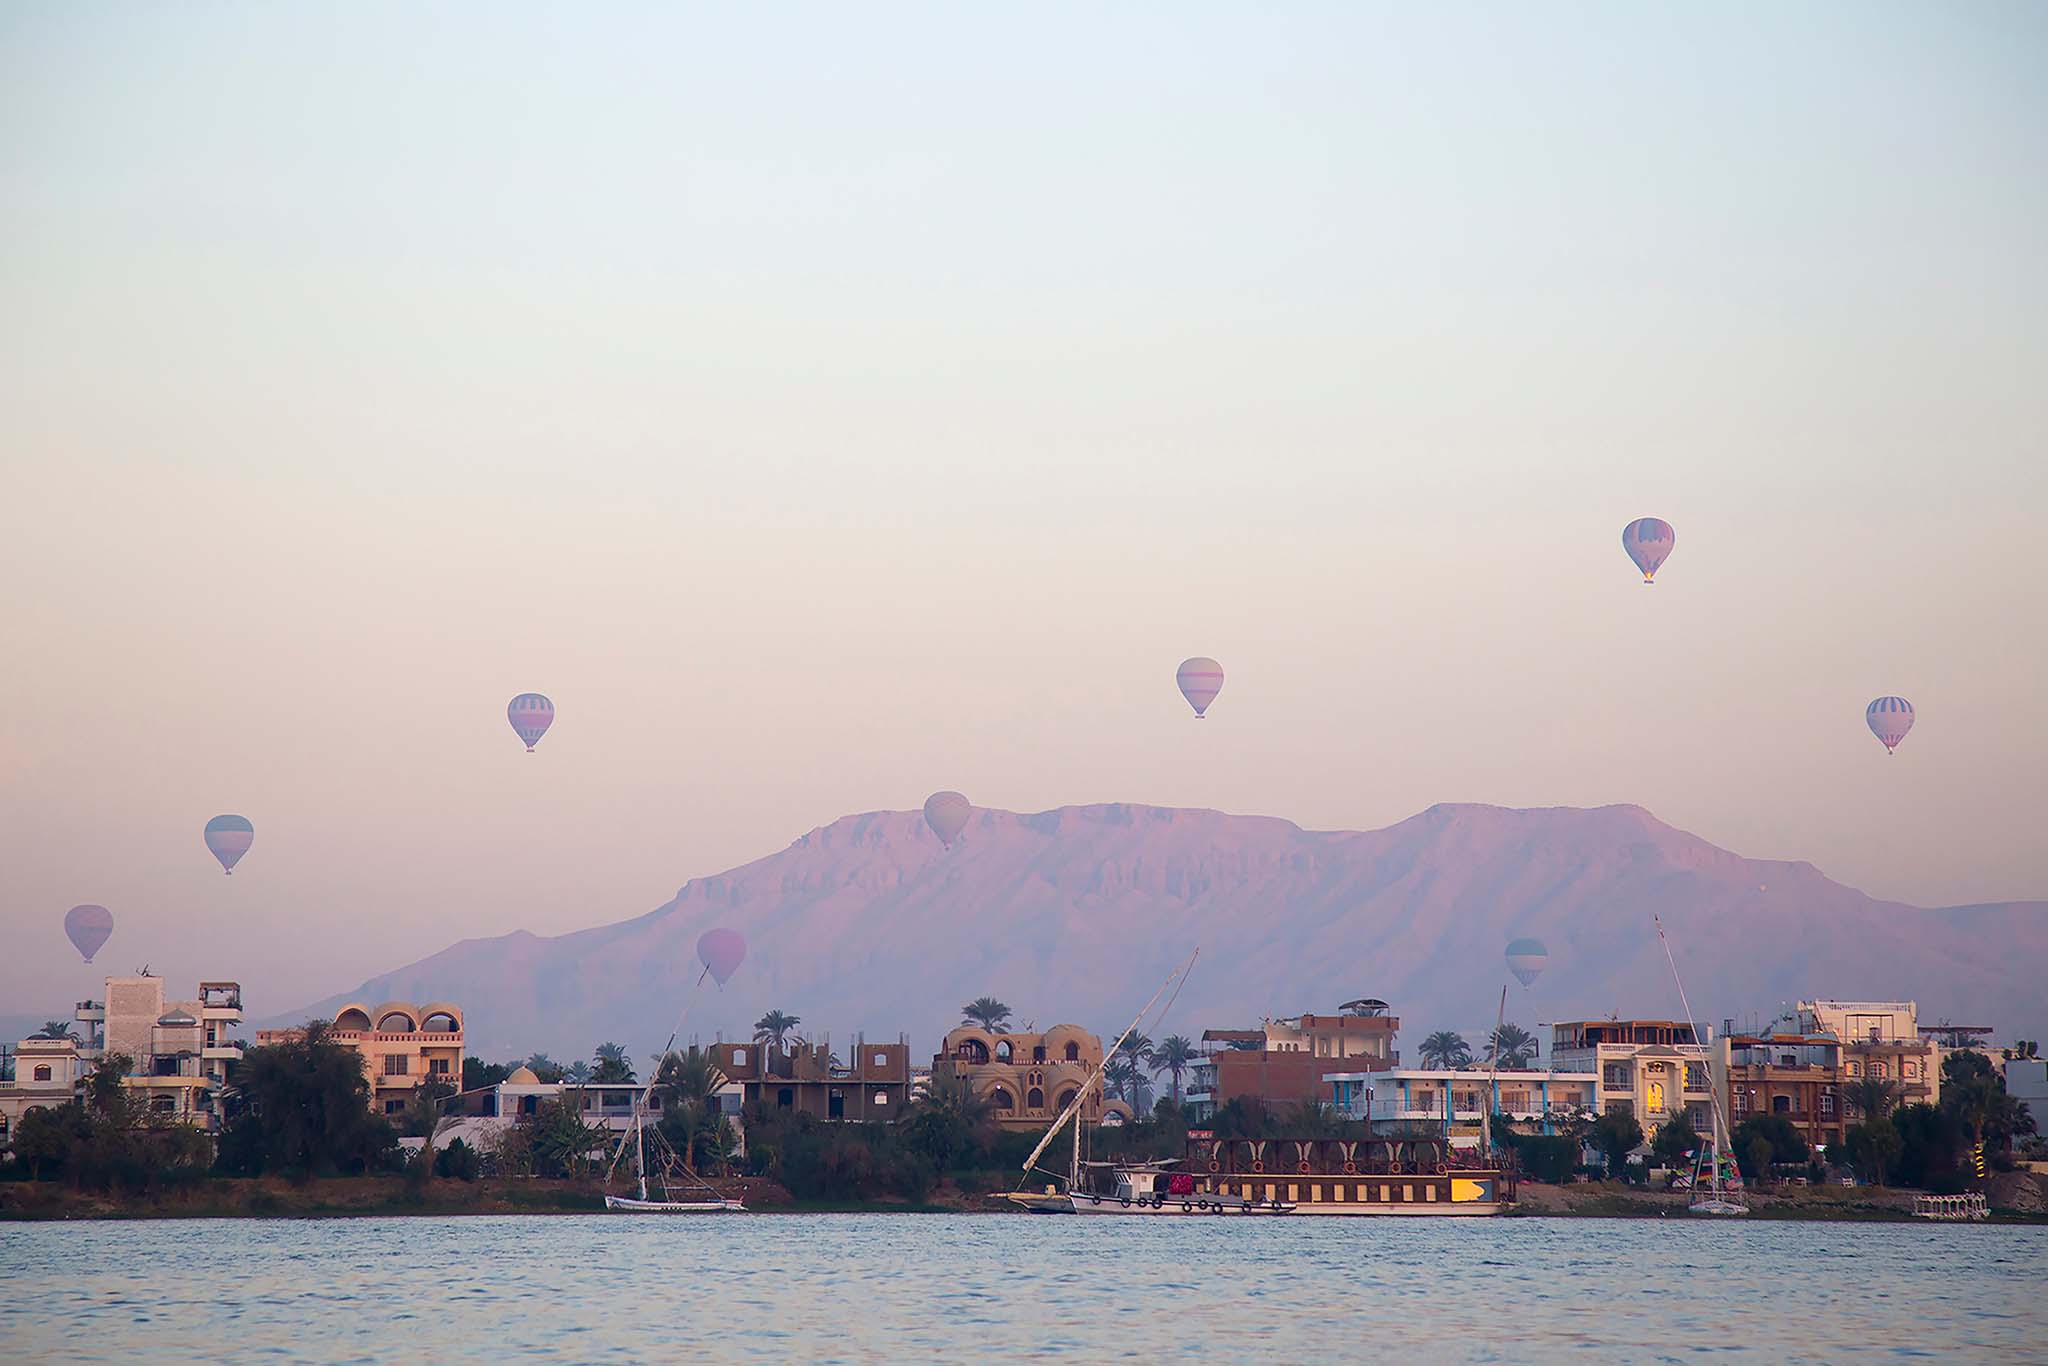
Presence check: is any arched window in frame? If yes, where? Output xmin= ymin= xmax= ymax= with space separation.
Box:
xmin=1056 ymin=1089 xmax=1078 ymax=1112
xmin=1027 ymin=1087 xmax=1045 ymax=1110
xmin=989 ymin=1087 xmax=1015 ymax=1111
xmin=33 ymin=1065 xmax=52 ymax=1082
xmin=995 ymin=1041 xmax=1012 ymax=1063
xmin=1064 ymin=1041 xmax=1080 ymax=1062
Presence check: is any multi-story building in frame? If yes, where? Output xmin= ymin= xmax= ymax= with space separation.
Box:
xmin=0 ymin=1037 xmax=82 ymax=1145
xmin=258 ymin=999 xmax=463 ymax=1118
xmin=1721 ymin=1031 xmax=1844 ymax=1152
xmin=1797 ymin=1000 xmax=1941 ymax=1109
xmin=1551 ymin=1019 xmax=1715 ymax=1135
xmin=71 ymin=977 xmax=244 ymax=1129
xmin=1186 ymin=1008 xmax=1401 ymax=1119
xmin=931 ymin=1023 xmax=1127 ymax=1131
xmin=697 ymin=1036 xmax=912 ymax=1122
xmin=1325 ymin=1067 xmax=1598 ymax=1134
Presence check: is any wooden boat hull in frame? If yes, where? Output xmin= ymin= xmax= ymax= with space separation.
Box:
xmin=603 ymin=1195 xmax=746 ymax=1213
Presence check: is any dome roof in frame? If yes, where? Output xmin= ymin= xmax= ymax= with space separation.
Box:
xmin=157 ymin=1009 xmax=197 ymax=1026
xmin=506 ymin=1065 xmax=540 ymax=1085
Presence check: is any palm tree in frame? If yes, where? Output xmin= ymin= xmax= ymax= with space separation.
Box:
xmin=753 ymin=1010 xmax=802 ymax=1050
xmin=523 ymin=1052 xmax=565 ymax=1083
xmin=1103 ymin=1058 xmax=1143 ymax=1110
xmin=1484 ymin=1023 xmax=1538 ymax=1070
xmin=1418 ymin=1031 xmax=1473 ymax=1070
xmin=591 ymin=1042 xmax=635 ymax=1084
xmin=654 ymin=1050 xmax=723 ymax=1109
xmin=561 ymin=1060 xmax=592 ymax=1085
xmin=1151 ymin=1035 xmax=1198 ymax=1104
xmin=961 ymin=997 xmax=1012 ymax=1032
xmin=1843 ymin=1076 xmax=1901 ymax=1121
xmin=33 ymin=1021 xmax=78 ymax=1043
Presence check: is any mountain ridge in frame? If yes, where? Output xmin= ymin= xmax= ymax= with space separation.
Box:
xmin=268 ymin=802 xmax=2047 ymax=1060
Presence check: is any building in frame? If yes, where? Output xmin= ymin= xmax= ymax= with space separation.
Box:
xmin=258 ymin=999 xmax=463 ymax=1118
xmin=1797 ymin=1000 xmax=1941 ymax=1109
xmin=71 ymin=977 xmax=245 ymax=1129
xmin=1721 ymin=1031 xmax=1844 ymax=1152
xmin=1326 ymin=1068 xmax=1598 ymax=1135
xmin=1187 ymin=1008 xmax=1401 ymax=1119
xmin=0 ymin=1037 xmax=82 ymax=1146
xmin=1550 ymin=1019 xmax=1715 ymax=1135
xmin=931 ymin=1023 xmax=1127 ymax=1130
xmin=695 ymin=1036 xmax=912 ymax=1122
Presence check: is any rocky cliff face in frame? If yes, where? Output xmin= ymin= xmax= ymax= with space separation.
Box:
xmin=271 ymin=802 xmax=2048 ymax=1061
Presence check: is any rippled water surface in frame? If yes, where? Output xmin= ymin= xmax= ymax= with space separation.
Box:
xmin=3 ymin=1214 xmax=2042 ymax=1363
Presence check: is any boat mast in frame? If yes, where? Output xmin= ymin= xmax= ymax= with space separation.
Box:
xmin=1655 ymin=914 xmax=1735 ymax=1205
xmin=1481 ymin=984 xmax=1507 ymax=1156
xmin=635 ymin=1111 xmax=648 ymax=1203
xmin=1016 ymin=948 xmax=1199 ymax=1187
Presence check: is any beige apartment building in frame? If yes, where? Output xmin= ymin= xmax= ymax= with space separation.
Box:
xmin=1550 ymin=1019 xmax=1715 ymax=1134
xmin=1797 ymin=1000 xmax=1941 ymax=1109
xmin=259 ymin=999 xmax=464 ymax=1117
xmin=70 ymin=977 xmax=245 ymax=1129
xmin=0 ymin=1037 xmax=82 ymax=1144
xmin=932 ymin=1023 xmax=1128 ymax=1130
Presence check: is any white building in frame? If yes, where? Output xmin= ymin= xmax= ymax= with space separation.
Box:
xmin=1326 ymin=1068 xmax=1598 ymax=1135
xmin=0 ymin=1038 xmax=82 ymax=1147
xmin=74 ymin=977 xmax=244 ymax=1129
xmin=1797 ymin=999 xmax=1942 ymax=1109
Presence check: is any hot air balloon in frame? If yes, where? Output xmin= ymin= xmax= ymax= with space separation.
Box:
xmin=696 ymin=928 xmax=746 ymax=987
xmin=1621 ymin=517 xmax=1675 ymax=584
xmin=204 ymin=814 xmax=254 ymax=875
xmin=1867 ymin=696 xmax=1914 ymax=754
xmin=1176 ymin=657 xmax=1224 ymax=717
xmin=65 ymin=905 xmax=114 ymax=963
xmin=508 ymin=693 xmax=555 ymax=752
xmin=923 ymin=791 xmax=971 ymax=848
xmin=1505 ymin=938 xmax=1547 ymax=988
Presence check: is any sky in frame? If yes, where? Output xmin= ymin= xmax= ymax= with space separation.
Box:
xmin=2 ymin=3 xmax=2044 ymax=1019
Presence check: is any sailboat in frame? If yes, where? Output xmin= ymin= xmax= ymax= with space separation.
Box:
xmin=603 ymin=1102 xmax=745 ymax=1213
xmin=1655 ymin=916 xmax=1747 ymax=1216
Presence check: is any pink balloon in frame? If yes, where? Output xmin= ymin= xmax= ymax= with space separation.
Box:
xmin=65 ymin=904 xmax=114 ymax=963
xmin=508 ymin=693 xmax=555 ymax=752
xmin=697 ymin=928 xmax=746 ymax=987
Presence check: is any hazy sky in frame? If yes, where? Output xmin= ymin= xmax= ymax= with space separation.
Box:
xmin=3 ymin=4 xmax=2043 ymax=1017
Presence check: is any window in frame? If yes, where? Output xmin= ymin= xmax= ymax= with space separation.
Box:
xmin=873 ymin=1092 xmax=889 ymax=1106
xmin=1684 ymin=1064 xmax=1708 ymax=1092
xmin=1032 ymin=1046 xmax=1046 ymax=1063
xmin=384 ymin=1099 xmax=405 ymax=1114
xmin=873 ymin=1053 xmax=888 ymax=1068
xmin=152 ymin=1096 xmax=176 ymax=1113
xmin=995 ymin=1041 xmax=1012 ymax=1062
xmin=1903 ymin=1061 xmax=1917 ymax=1078
xmin=1772 ymin=1094 xmax=1792 ymax=1114
xmin=777 ymin=1088 xmax=794 ymax=1109
xmin=33 ymin=1065 xmax=51 ymax=1082
xmin=429 ymin=1058 xmax=450 ymax=1075
xmin=1845 ymin=1061 xmax=1861 ymax=1077
xmin=733 ymin=1048 xmax=747 ymax=1067
xmin=1820 ymin=1092 xmax=1835 ymax=1116
xmin=828 ymin=1091 xmax=844 ymax=1119
xmin=383 ymin=1055 xmax=409 ymax=1076
xmin=1027 ymin=1087 xmax=1045 ymax=1110
xmin=1064 ymin=1042 xmax=1080 ymax=1062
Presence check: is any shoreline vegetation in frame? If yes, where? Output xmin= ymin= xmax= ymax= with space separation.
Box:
xmin=7 ymin=1173 xmax=2046 ymax=1224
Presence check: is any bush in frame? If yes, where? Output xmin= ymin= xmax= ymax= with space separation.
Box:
xmin=1514 ymin=1135 xmax=1578 ymax=1184
xmin=435 ymin=1138 xmax=481 ymax=1181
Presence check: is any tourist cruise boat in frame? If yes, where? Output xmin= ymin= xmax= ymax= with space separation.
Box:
xmin=1175 ymin=1132 xmax=1514 ymax=1216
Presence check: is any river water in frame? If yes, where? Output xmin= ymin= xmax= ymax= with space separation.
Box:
xmin=2 ymin=1214 xmax=2041 ymax=1363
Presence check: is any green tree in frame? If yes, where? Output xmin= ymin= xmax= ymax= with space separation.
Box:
xmin=1484 ymin=1023 xmax=1538 ymax=1070
xmin=902 ymin=1075 xmax=991 ymax=1172
xmin=1842 ymin=1117 xmax=1902 ymax=1187
xmin=1941 ymin=1050 xmax=2035 ymax=1166
xmin=960 ymin=997 xmax=1012 ymax=1033
xmin=33 ymin=1020 xmax=80 ymax=1043
xmin=1843 ymin=1077 xmax=1901 ymax=1121
xmin=562 ymin=1061 xmax=592 ymax=1085
xmin=1419 ymin=1031 xmax=1473 ymax=1070
xmin=1151 ymin=1035 xmax=1198 ymax=1104
xmin=11 ymin=1104 xmax=88 ymax=1180
xmin=214 ymin=1020 xmax=401 ymax=1178
xmin=508 ymin=1097 xmax=612 ymax=1178
xmin=435 ymin=1137 xmax=481 ymax=1181
xmin=1590 ymin=1110 xmax=1644 ymax=1175
xmin=654 ymin=1049 xmax=723 ymax=1110
xmin=522 ymin=1053 xmax=565 ymax=1083
xmin=753 ymin=1011 xmax=802 ymax=1050
xmin=462 ymin=1058 xmax=510 ymax=1092
xmin=591 ymin=1042 xmax=635 ymax=1085
xmin=1650 ymin=1112 xmax=1699 ymax=1168
xmin=399 ymin=1079 xmax=456 ymax=1140
xmin=1730 ymin=1114 xmax=1810 ymax=1180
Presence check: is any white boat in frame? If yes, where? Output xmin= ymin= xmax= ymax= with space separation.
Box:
xmin=1656 ymin=916 xmax=1747 ymax=1216
xmin=604 ymin=1193 xmax=745 ymax=1213
xmin=1064 ymin=1160 xmax=1293 ymax=1216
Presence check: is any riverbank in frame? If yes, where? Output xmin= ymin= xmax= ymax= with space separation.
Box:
xmin=9 ymin=1173 xmax=2048 ymax=1221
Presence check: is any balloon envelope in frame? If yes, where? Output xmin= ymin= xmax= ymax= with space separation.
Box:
xmin=923 ymin=791 xmax=971 ymax=848
xmin=508 ymin=693 xmax=555 ymax=752
xmin=204 ymin=814 xmax=254 ymax=875
xmin=1866 ymin=696 xmax=1914 ymax=753
xmin=697 ymin=928 xmax=746 ymax=987
xmin=1176 ymin=657 xmax=1225 ymax=717
xmin=1505 ymin=937 xmax=1548 ymax=988
xmin=1621 ymin=518 xmax=1675 ymax=583
xmin=65 ymin=904 xmax=114 ymax=963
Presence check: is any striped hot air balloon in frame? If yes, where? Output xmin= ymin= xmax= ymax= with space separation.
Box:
xmin=1866 ymin=696 xmax=1914 ymax=753
xmin=1505 ymin=938 xmax=1548 ymax=988
xmin=508 ymin=693 xmax=555 ymax=752
xmin=204 ymin=814 xmax=254 ymax=875
xmin=65 ymin=904 xmax=114 ymax=963
xmin=1176 ymin=657 xmax=1225 ymax=717
xmin=923 ymin=791 xmax=971 ymax=848
xmin=1621 ymin=517 xmax=1675 ymax=583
